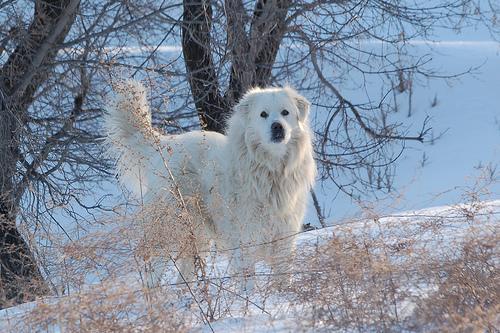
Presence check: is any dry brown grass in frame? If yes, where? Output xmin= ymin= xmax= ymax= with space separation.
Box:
xmin=1 ymin=198 xmax=199 ymax=332
xmin=411 ymin=234 xmax=499 ymax=333
xmin=288 ymin=201 xmax=499 ymax=332
xmin=6 ymin=283 xmax=188 ymax=333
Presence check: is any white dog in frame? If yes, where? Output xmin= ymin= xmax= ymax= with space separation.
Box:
xmin=105 ymin=81 xmax=316 ymax=289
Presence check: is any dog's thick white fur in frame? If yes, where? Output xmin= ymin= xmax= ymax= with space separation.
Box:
xmin=105 ymin=81 xmax=316 ymax=288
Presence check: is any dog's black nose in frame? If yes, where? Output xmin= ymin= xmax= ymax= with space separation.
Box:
xmin=271 ymin=122 xmax=285 ymax=142
xmin=272 ymin=122 xmax=283 ymax=131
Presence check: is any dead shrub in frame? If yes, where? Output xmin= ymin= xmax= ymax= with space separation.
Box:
xmin=290 ymin=231 xmax=411 ymax=332
xmin=4 ymin=282 xmax=188 ymax=332
xmin=288 ymin=204 xmax=499 ymax=332
xmin=410 ymin=234 xmax=499 ymax=332
xmin=0 ymin=197 xmax=201 ymax=332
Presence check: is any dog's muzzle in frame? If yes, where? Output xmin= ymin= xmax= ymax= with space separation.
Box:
xmin=271 ymin=122 xmax=285 ymax=143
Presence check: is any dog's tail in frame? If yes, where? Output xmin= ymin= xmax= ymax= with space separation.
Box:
xmin=104 ymin=80 xmax=156 ymax=197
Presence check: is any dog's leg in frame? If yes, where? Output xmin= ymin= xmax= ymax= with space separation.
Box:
xmin=233 ymin=247 xmax=256 ymax=294
xmin=146 ymin=256 xmax=201 ymax=288
xmin=269 ymin=240 xmax=295 ymax=289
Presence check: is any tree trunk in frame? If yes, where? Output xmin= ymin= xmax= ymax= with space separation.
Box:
xmin=0 ymin=212 xmax=48 ymax=308
xmin=250 ymin=0 xmax=289 ymax=87
xmin=182 ymin=0 xmax=289 ymax=133
xmin=182 ymin=0 xmax=228 ymax=133
xmin=0 ymin=0 xmax=79 ymax=308
xmin=0 ymin=90 xmax=48 ymax=308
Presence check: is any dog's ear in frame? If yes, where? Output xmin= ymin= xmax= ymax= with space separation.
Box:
xmin=234 ymin=100 xmax=250 ymax=114
xmin=234 ymin=88 xmax=259 ymax=114
xmin=286 ymin=87 xmax=310 ymax=122
xmin=295 ymin=95 xmax=310 ymax=122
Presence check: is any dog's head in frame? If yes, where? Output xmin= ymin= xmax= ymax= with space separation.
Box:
xmin=231 ymin=87 xmax=311 ymax=157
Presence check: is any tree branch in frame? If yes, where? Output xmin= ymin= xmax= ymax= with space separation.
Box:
xmin=298 ymin=30 xmax=428 ymax=143
xmin=182 ymin=0 xmax=227 ymax=133
xmin=7 ymin=0 xmax=81 ymax=98
xmin=250 ymin=0 xmax=290 ymax=87
xmin=225 ymin=0 xmax=253 ymax=104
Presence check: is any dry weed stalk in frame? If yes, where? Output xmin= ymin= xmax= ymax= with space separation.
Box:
xmin=11 ymin=197 xmax=495 ymax=332
xmin=1 ymin=200 xmax=200 ymax=332
xmin=6 ymin=195 xmax=268 ymax=331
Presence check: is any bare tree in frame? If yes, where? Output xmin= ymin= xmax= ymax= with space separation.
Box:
xmin=0 ymin=0 xmax=80 ymax=308
xmin=182 ymin=0 xmax=290 ymax=131
xmin=0 ymin=0 xmax=183 ymax=308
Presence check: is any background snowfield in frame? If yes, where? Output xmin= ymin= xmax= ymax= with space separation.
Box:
xmin=1 ymin=31 xmax=499 ymax=332
xmin=309 ymin=39 xmax=500 ymax=223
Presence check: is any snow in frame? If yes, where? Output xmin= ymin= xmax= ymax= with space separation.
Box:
xmin=1 ymin=200 xmax=498 ymax=332
xmin=201 ymin=200 xmax=499 ymax=332
xmin=308 ymin=39 xmax=500 ymax=223
xmin=50 ymin=38 xmax=500 ymax=228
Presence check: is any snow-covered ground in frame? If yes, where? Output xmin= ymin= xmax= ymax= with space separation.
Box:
xmin=59 ymin=37 xmax=500 ymax=229
xmin=53 ymin=38 xmax=500 ymax=228
xmin=1 ymin=199 xmax=498 ymax=332
xmin=204 ymin=200 xmax=500 ymax=332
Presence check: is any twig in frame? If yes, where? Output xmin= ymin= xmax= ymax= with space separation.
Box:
xmin=310 ymin=189 xmax=327 ymax=228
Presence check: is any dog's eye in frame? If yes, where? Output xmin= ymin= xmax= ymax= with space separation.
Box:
xmin=281 ymin=109 xmax=289 ymax=116
xmin=260 ymin=111 xmax=268 ymax=118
